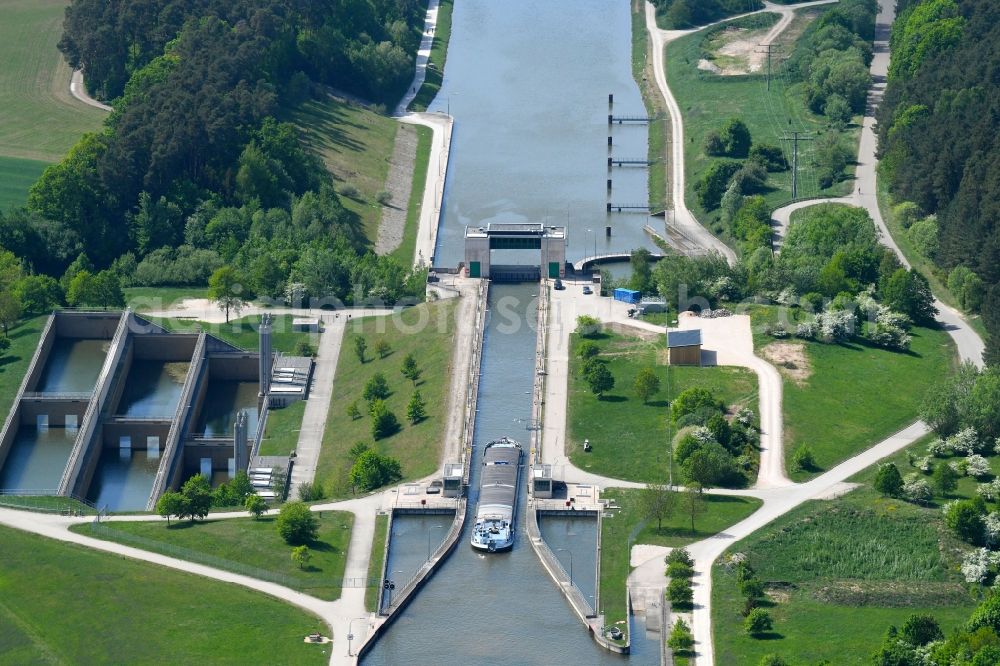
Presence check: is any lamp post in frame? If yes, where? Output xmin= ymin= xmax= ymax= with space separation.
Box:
xmin=347 ymin=617 xmax=367 ymax=657
xmin=427 ymin=524 xmax=444 ymax=561
xmin=557 ymin=548 xmax=575 ymax=588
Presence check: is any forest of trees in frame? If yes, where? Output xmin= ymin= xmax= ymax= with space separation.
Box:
xmin=652 ymin=0 xmax=763 ymax=29
xmin=0 ymin=0 xmax=427 ymax=318
xmin=876 ymin=0 xmax=1000 ymax=363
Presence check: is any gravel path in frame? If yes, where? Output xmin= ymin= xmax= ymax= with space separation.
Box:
xmin=70 ymin=70 xmax=112 ymax=111
xmin=375 ymin=124 xmax=417 ymax=255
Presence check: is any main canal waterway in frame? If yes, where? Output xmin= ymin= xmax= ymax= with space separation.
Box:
xmin=429 ymin=0 xmax=657 ymax=268
xmin=366 ymin=1 xmax=661 ymax=660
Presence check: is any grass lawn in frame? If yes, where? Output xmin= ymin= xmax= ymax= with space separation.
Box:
xmin=365 ymin=513 xmax=390 ymax=612
xmin=259 ymin=400 xmax=307 ymax=457
xmin=0 ymin=155 xmax=48 ymax=211
xmin=877 ymin=181 xmax=989 ymax=342
xmin=600 ymin=488 xmax=762 ymax=646
xmin=314 ymin=299 xmax=457 ymax=497
xmin=711 ymin=483 xmax=976 ymax=665
xmin=408 ymin=0 xmax=454 ymax=112
xmin=290 ymin=95 xmax=398 ymax=246
xmin=566 ymin=329 xmax=757 ymax=483
xmin=0 ymin=315 xmax=47 ymax=419
xmin=665 ymin=9 xmax=857 ymax=240
xmin=779 ymin=324 xmax=955 ymax=480
xmin=0 ymin=494 xmax=96 ymax=514
xmin=124 ymin=286 xmax=207 ymax=310
xmin=0 ymin=0 xmax=106 ymax=165
xmin=630 ymin=1 xmax=667 ymax=211
xmin=147 ymin=313 xmax=311 ymax=354
xmin=390 ymin=124 xmax=432 ymax=265
xmin=74 ymin=511 xmax=354 ymax=601
xmin=0 ymin=525 xmax=326 ymax=664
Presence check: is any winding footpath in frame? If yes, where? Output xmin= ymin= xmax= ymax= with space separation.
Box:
xmin=661 ymin=0 xmax=986 ymax=662
xmin=392 ymin=0 xmax=454 ymax=269
xmin=69 ymin=70 xmax=112 ymax=112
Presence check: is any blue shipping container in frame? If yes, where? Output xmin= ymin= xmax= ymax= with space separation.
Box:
xmin=613 ymin=288 xmax=641 ymax=304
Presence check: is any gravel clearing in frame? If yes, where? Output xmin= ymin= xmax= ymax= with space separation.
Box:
xmin=375 ymin=123 xmax=417 ymax=255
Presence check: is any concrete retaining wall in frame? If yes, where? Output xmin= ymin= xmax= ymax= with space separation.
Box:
xmin=59 ymin=311 xmax=132 ymax=497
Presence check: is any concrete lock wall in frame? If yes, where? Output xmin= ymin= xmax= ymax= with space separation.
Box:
xmin=102 ymin=423 xmax=171 ymax=449
xmin=0 ymin=403 xmax=24 ymax=473
xmin=21 ymin=318 xmax=58 ymax=393
xmin=53 ymin=312 xmax=120 ymax=339
xmin=181 ymin=442 xmax=249 ymax=470
xmin=132 ymin=334 xmax=198 ymax=361
xmin=206 ymin=355 xmax=258 ymax=381
xmin=19 ymin=400 xmax=89 ymax=426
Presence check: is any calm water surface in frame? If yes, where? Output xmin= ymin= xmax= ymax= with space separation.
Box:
xmin=35 ymin=339 xmax=108 ymax=393
xmin=367 ymin=1 xmax=660 ymax=661
xmin=0 ymin=427 xmax=76 ymax=491
xmin=430 ymin=0 xmax=657 ymax=267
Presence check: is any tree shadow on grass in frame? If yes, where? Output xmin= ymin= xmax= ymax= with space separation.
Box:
xmin=751 ymin=632 xmax=784 ymax=640
xmin=598 ymin=395 xmax=627 ymax=403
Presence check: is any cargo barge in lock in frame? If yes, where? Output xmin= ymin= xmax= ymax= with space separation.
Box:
xmin=470 ymin=437 xmax=522 ymax=552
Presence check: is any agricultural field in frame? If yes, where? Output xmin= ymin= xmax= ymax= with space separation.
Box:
xmin=0 ymin=0 xmax=106 ymax=206
xmin=0 ymin=156 xmax=47 ymax=211
xmin=0 ymin=525 xmax=327 ymax=664
xmin=567 ymin=328 xmax=757 ymax=482
xmin=314 ymin=299 xmax=457 ymax=497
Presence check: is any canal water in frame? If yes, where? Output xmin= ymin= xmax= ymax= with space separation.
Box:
xmin=86 ymin=448 xmax=161 ymax=511
xmin=35 ymin=338 xmax=108 ymax=393
xmin=0 ymin=427 xmax=77 ymax=491
xmin=115 ymin=360 xmax=189 ymax=418
xmin=429 ymin=0 xmax=658 ymax=268
xmin=366 ymin=1 xmax=663 ymax=660
xmin=365 ymin=284 xmax=643 ymax=664
xmin=195 ymin=381 xmax=259 ymax=437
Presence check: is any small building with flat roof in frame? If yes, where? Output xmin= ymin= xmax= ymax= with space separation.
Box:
xmin=667 ymin=329 xmax=702 ymax=366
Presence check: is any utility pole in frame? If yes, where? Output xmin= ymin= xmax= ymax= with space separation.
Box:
xmin=780 ymin=131 xmax=814 ymax=200
xmin=755 ymin=44 xmax=782 ymax=91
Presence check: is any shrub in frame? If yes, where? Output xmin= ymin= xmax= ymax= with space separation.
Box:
xmin=966 ymin=455 xmax=991 ymax=479
xmin=671 ymin=388 xmax=722 ymax=423
xmin=376 ymin=190 xmax=392 ymax=206
xmin=748 ymin=144 xmax=788 ymax=172
xmin=744 ymin=608 xmax=773 ymax=636
xmin=363 ymin=372 xmax=390 ymax=402
xmin=576 ymin=315 xmax=601 ymax=338
xmin=759 ymin=656 xmax=789 ymax=666
xmin=667 ymin=577 xmax=693 ymax=607
xmin=900 ymin=614 xmax=943 ymax=646
xmin=944 ymin=500 xmax=986 ymax=545
xmin=370 ymin=399 xmax=400 ymax=439
xmin=339 ymin=184 xmax=359 ymax=199
xmin=667 ymin=561 xmax=694 ymax=578
xmin=666 ymin=547 xmax=694 ymax=567
xmin=667 ymin=618 xmax=694 ymax=653
xmin=576 ymin=340 xmax=599 ymax=359
xmin=276 ymin=501 xmax=318 ymax=545
xmin=349 ymin=450 xmax=402 ymax=491
xmin=294 ymin=339 xmax=316 ymax=357
xmin=903 ymin=478 xmax=932 ymax=505
xmin=695 ymin=160 xmax=742 ymax=211
xmin=297 ymin=481 xmax=326 ymax=502
xmin=874 ymin=463 xmax=904 ymax=497
xmin=792 ymin=446 xmax=817 ymax=472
